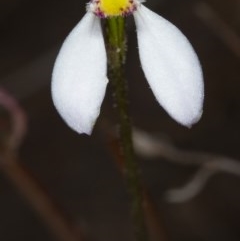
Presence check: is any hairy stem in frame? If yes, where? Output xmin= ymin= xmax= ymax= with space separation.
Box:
xmin=105 ymin=17 xmax=148 ymax=241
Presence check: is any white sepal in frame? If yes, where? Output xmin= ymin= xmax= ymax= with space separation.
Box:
xmin=52 ymin=12 xmax=108 ymax=135
xmin=134 ymin=5 xmax=204 ymax=127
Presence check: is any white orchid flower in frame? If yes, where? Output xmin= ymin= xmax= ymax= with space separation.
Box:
xmin=52 ymin=0 xmax=204 ymax=135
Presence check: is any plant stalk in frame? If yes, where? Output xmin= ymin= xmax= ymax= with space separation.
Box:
xmin=105 ymin=16 xmax=148 ymax=241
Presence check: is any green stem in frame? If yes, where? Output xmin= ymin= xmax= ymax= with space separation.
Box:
xmin=105 ymin=17 xmax=148 ymax=241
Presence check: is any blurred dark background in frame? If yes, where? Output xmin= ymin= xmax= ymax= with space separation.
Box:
xmin=0 ymin=0 xmax=240 ymax=240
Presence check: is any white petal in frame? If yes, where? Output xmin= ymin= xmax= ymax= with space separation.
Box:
xmin=52 ymin=12 xmax=108 ymax=135
xmin=133 ymin=5 xmax=204 ymax=127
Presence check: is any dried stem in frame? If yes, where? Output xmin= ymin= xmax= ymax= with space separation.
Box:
xmin=133 ymin=128 xmax=240 ymax=202
xmin=0 ymin=89 xmax=82 ymax=241
xmin=1 ymin=155 xmax=82 ymax=241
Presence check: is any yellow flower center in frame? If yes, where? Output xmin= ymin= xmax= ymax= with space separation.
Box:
xmin=100 ymin=0 xmax=131 ymax=16
xmin=88 ymin=0 xmax=139 ymax=18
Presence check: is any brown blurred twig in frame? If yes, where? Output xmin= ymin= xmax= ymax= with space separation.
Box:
xmin=0 ymin=89 xmax=83 ymax=241
xmin=133 ymin=129 xmax=240 ymax=203
xmin=1 ymin=157 xmax=83 ymax=241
